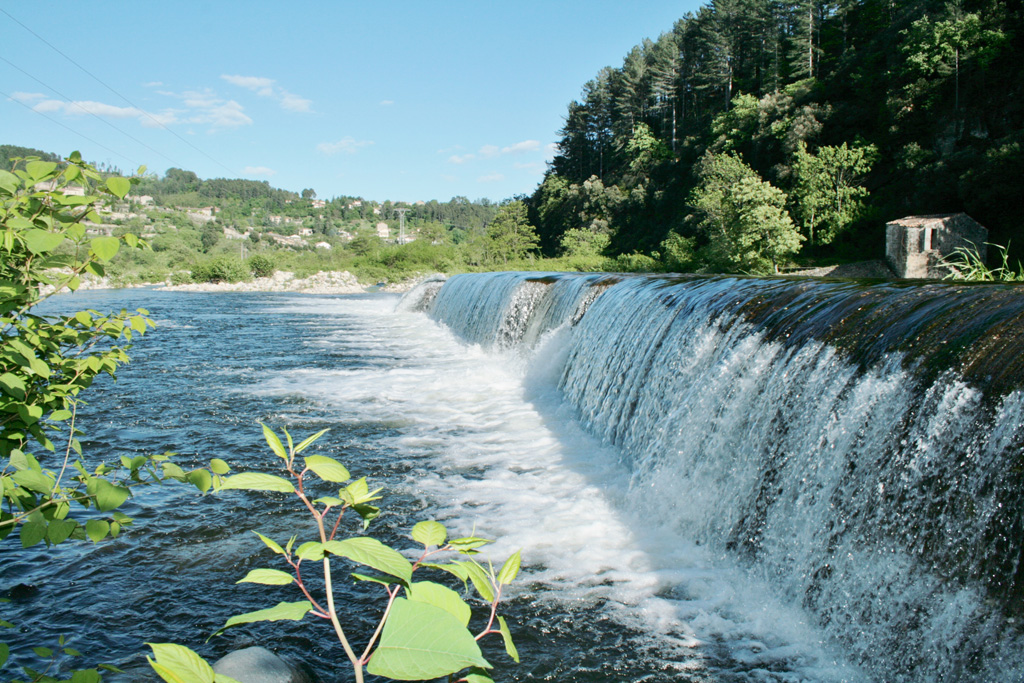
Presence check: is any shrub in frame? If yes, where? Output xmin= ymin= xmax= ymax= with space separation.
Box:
xmin=247 ymin=253 xmax=276 ymax=278
xmin=191 ymin=256 xmax=251 ymax=283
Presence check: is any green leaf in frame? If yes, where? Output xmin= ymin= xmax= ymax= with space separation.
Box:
xmin=219 ymin=472 xmax=295 ymax=493
xmin=87 ymin=477 xmax=131 ymax=511
xmin=187 ymin=469 xmax=213 ymax=494
xmin=86 ymin=519 xmax=110 ymax=543
xmin=70 ymin=670 xmax=102 ymax=683
xmin=0 ymin=168 xmax=18 ymax=192
xmin=33 ymin=646 xmax=54 ymax=658
xmin=260 ymin=423 xmax=288 ymax=461
xmin=162 ymin=462 xmax=187 ymax=480
xmin=0 ymin=643 xmax=8 ymax=669
xmin=367 ymin=598 xmax=490 ymax=680
xmin=20 ymin=521 xmax=47 ymax=548
xmin=26 ymin=160 xmax=58 ymax=181
xmin=146 ymin=643 xmax=216 ymax=683
xmin=90 ymin=236 xmax=120 ymax=263
xmin=23 ymin=229 xmax=65 ymax=255
xmin=462 ymin=668 xmax=496 ymax=683
xmin=0 ymin=373 xmax=27 ymax=399
xmin=236 ymin=568 xmax=294 ymax=586
xmin=253 ymin=531 xmax=284 ymax=555
xmin=12 ymin=469 xmax=55 ymax=493
xmin=303 ymin=454 xmax=349 ymax=483
xmin=209 ymin=458 xmax=230 ymax=475
xmin=105 ymin=176 xmax=131 ymax=199
xmin=498 ymin=616 xmax=519 ymax=663
xmin=449 ymin=536 xmax=493 ymax=553
xmin=411 ymin=520 xmax=447 ymax=548
xmin=212 ymin=601 xmax=312 ymax=638
xmin=323 ymin=537 xmax=413 ymax=584
xmin=293 ymin=428 xmax=329 ymax=454
xmin=352 ymin=572 xmax=396 ymax=588
xmin=461 ymin=560 xmax=495 ymax=603
xmin=407 ymin=581 xmax=472 ymax=627
xmin=497 ymin=550 xmax=521 ymax=585
xmin=46 ymin=519 xmax=77 ymax=545
xmin=295 ymin=541 xmax=324 ymax=561
xmin=422 ymin=561 xmax=470 ymax=584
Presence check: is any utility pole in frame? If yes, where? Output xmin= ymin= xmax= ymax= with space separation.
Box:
xmin=395 ymin=207 xmax=408 ymax=244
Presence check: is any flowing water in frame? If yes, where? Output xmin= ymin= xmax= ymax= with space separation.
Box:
xmin=3 ymin=273 xmax=1024 ymax=682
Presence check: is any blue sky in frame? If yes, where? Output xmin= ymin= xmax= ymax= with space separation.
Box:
xmin=2 ymin=2 xmax=700 ymax=203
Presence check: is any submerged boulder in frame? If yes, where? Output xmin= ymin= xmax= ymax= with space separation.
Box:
xmin=212 ymin=646 xmax=316 ymax=683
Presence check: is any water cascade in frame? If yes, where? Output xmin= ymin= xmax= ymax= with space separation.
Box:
xmin=417 ymin=271 xmax=1024 ymax=682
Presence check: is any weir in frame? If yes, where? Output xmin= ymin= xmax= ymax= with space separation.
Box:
xmin=408 ymin=271 xmax=1024 ymax=682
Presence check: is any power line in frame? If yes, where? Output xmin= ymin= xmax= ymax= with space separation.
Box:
xmin=0 ymin=87 xmax=139 ymax=167
xmin=0 ymin=6 xmax=238 ymax=177
xmin=0 ymin=55 xmax=184 ymax=170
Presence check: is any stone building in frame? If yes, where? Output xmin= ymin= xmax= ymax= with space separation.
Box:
xmin=885 ymin=213 xmax=988 ymax=278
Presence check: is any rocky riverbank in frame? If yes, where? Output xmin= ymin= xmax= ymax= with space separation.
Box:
xmin=43 ymin=270 xmax=430 ymax=296
xmin=162 ymin=270 xmax=367 ymax=294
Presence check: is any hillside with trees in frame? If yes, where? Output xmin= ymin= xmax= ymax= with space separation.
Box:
xmin=1 ymin=147 xmax=521 ymax=284
xmin=526 ymin=0 xmax=1023 ymax=274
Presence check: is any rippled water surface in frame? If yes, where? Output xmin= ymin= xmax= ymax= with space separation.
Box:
xmin=3 ymin=289 xmax=864 ymax=682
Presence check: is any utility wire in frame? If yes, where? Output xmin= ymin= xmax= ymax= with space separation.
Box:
xmin=0 ymin=55 xmax=183 ymax=170
xmin=1 ymin=87 xmax=139 ymax=168
xmin=0 ymin=6 xmax=238 ymax=177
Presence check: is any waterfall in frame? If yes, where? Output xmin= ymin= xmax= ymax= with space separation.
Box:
xmin=407 ymin=271 xmax=1024 ymax=682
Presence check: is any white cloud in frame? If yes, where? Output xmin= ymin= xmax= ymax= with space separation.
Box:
xmin=502 ymin=140 xmax=541 ymax=154
xmin=222 ymin=75 xmax=275 ymax=95
xmin=10 ymin=92 xmax=45 ymax=103
xmin=448 ymin=154 xmax=475 ymax=164
xmin=143 ymin=81 xmax=164 ymax=88
xmin=317 ymin=137 xmax=374 ymax=155
xmin=221 ymin=74 xmax=312 ymax=113
xmin=280 ymin=91 xmax=312 ymax=113
xmin=158 ymin=89 xmax=253 ymax=129
xmin=544 ymin=142 xmax=559 ymax=157
xmin=242 ymin=166 xmax=276 ymax=177
xmin=380 ymin=99 xmax=395 ymax=106
xmin=196 ymin=100 xmax=252 ymax=129
xmin=478 ymin=145 xmax=500 ymax=159
xmin=477 ymin=173 xmax=505 ymax=183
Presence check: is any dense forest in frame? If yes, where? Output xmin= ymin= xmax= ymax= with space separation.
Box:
xmin=526 ymin=0 xmax=1023 ymax=272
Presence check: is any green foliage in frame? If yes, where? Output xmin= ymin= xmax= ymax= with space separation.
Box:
xmin=485 ymin=201 xmax=540 ymax=266
xmin=246 ymin=254 xmax=275 ymax=278
xmin=559 ymin=228 xmax=610 ymax=259
xmin=151 ymin=426 xmax=521 ymax=683
xmin=659 ymin=232 xmax=698 ymax=272
xmin=941 ymin=242 xmax=1024 ymax=282
xmin=692 ymin=151 xmax=803 ymax=274
xmin=0 ymin=154 xmax=219 ymax=680
xmin=191 ymin=257 xmax=251 ymax=284
xmin=791 ymin=141 xmax=876 ymax=245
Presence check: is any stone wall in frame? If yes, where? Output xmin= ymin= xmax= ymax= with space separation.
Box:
xmin=885 ymin=213 xmax=987 ymax=278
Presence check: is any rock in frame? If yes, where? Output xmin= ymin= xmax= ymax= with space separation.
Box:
xmin=212 ymin=646 xmax=316 ymax=683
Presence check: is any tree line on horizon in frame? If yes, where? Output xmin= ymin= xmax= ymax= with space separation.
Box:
xmin=523 ymin=0 xmax=1022 ymax=273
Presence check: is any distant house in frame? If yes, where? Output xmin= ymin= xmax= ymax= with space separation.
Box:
xmin=886 ymin=213 xmax=988 ymax=278
xmin=297 ymin=227 xmax=314 ymax=236
xmin=135 ymin=195 xmax=155 ymax=206
xmin=34 ymin=180 xmax=86 ymax=197
xmin=311 ymin=199 xmax=326 ymax=209
xmin=376 ymin=222 xmax=390 ymax=239
xmin=315 ymin=241 xmax=332 ymax=250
